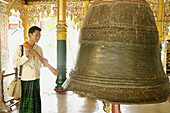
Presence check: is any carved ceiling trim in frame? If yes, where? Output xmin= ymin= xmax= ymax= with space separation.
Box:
xmin=3 ymin=0 xmax=170 ymax=39
xmin=0 ymin=2 xmax=8 ymax=15
xmin=67 ymin=0 xmax=92 ymax=2
xmin=146 ymin=0 xmax=159 ymax=21
xmin=164 ymin=1 xmax=170 ymax=37
xmin=27 ymin=2 xmax=85 ymax=29
xmin=19 ymin=0 xmax=91 ymax=5
xmin=4 ymin=0 xmax=85 ymax=28
xmin=26 ymin=1 xmax=57 ymax=5
xmin=7 ymin=0 xmax=26 ymax=28
xmin=146 ymin=0 xmax=170 ymax=39
xmin=67 ymin=2 xmax=85 ymax=29
xmin=27 ymin=3 xmax=57 ymax=27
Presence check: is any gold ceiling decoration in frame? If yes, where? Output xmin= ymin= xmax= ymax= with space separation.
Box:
xmin=164 ymin=1 xmax=170 ymax=37
xmin=23 ymin=0 xmax=91 ymax=5
xmin=67 ymin=0 xmax=92 ymax=2
xmin=26 ymin=0 xmax=57 ymax=5
xmin=7 ymin=0 xmax=26 ymax=27
xmin=27 ymin=1 xmax=85 ymax=29
xmin=146 ymin=0 xmax=159 ymax=21
xmin=15 ymin=0 xmax=25 ymax=4
xmin=0 ymin=2 xmax=8 ymax=15
xmin=164 ymin=1 xmax=170 ymax=21
xmin=103 ymin=102 xmax=112 ymax=113
xmin=67 ymin=2 xmax=84 ymax=29
xmin=5 ymin=0 xmax=85 ymax=29
xmin=27 ymin=4 xmax=57 ymax=27
xmin=146 ymin=0 xmax=170 ymax=40
xmin=5 ymin=0 xmax=89 ymax=4
xmin=2 ymin=0 xmax=170 ymax=39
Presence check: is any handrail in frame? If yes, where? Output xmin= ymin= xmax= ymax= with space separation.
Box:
xmin=3 ymin=73 xmax=16 ymax=77
xmin=0 ymin=68 xmax=20 ymax=112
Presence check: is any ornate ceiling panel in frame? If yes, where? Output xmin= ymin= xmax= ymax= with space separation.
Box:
xmin=67 ymin=2 xmax=84 ymax=29
xmin=0 ymin=1 xmax=8 ymax=15
xmin=146 ymin=0 xmax=170 ymax=38
xmin=146 ymin=0 xmax=159 ymax=20
xmin=7 ymin=0 xmax=92 ymax=5
xmin=26 ymin=0 xmax=57 ymax=5
xmin=27 ymin=1 xmax=84 ymax=29
xmin=164 ymin=0 xmax=170 ymax=37
xmin=2 ymin=0 xmax=170 ymax=39
xmin=27 ymin=3 xmax=57 ymax=27
xmin=7 ymin=0 xmax=26 ymax=25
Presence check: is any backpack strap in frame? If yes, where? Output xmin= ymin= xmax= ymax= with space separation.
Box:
xmin=19 ymin=45 xmax=23 ymax=77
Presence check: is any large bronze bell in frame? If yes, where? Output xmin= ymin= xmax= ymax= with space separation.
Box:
xmin=63 ymin=0 xmax=170 ymax=104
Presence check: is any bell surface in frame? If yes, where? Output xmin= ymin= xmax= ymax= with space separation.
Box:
xmin=63 ymin=0 xmax=170 ymax=104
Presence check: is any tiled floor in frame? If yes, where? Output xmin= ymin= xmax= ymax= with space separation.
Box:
xmin=0 ymin=68 xmax=170 ymax=113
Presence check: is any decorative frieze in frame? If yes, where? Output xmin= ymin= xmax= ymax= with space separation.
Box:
xmin=164 ymin=1 xmax=170 ymax=37
xmin=2 ymin=0 xmax=170 ymax=40
xmin=67 ymin=2 xmax=84 ymax=29
xmin=146 ymin=0 xmax=170 ymax=41
xmin=146 ymin=0 xmax=159 ymax=21
xmin=7 ymin=0 xmax=26 ymax=29
xmin=28 ymin=4 xmax=55 ymax=27
xmin=0 ymin=2 xmax=8 ymax=15
xmin=26 ymin=0 xmax=57 ymax=5
xmin=0 ymin=15 xmax=9 ymax=71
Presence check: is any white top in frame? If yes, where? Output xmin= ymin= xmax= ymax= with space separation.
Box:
xmin=13 ymin=44 xmax=44 ymax=81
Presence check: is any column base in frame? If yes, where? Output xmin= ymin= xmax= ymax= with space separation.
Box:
xmin=112 ymin=104 xmax=121 ymax=113
xmin=54 ymin=88 xmax=67 ymax=94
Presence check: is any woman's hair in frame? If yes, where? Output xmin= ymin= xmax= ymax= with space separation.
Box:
xmin=28 ymin=26 xmax=41 ymax=34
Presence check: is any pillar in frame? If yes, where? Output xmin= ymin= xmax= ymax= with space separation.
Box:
xmin=54 ymin=0 xmax=67 ymax=92
xmin=112 ymin=104 xmax=121 ymax=113
xmin=23 ymin=5 xmax=28 ymax=42
xmin=83 ymin=0 xmax=90 ymax=18
xmin=0 ymin=11 xmax=8 ymax=71
xmin=157 ymin=0 xmax=164 ymax=44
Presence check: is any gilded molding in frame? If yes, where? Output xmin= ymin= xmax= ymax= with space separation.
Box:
xmin=67 ymin=0 xmax=92 ymax=2
xmin=0 ymin=2 xmax=8 ymax=15
xmin=26 ymin=0 xmax=57 ymax=5
xmin=83 ymin=1 xmax=90 ymax=18
xmin=3 ymin=0 xmax=169 ymax=41
xmin=67 ymin=2 xmax=85 ymax=29
xmin=27 ymin=2 xmax=85 ymax=29
xmin=24 ymin=5 xmax=28 ymax=41
xmin=7 ymin=0 xmax=26 ymax=27
xmin=28 ymin=4 xmax=56 ymax=27
xmin=164 ymin=1 xmax=170 ymax=38
xmin=146 ymin=0 xmax=159 ymax=21
xmin=103 ymin=102 xmax=112 ymax=113
xmin=146 ymin=0 xmax=170 ymax=41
